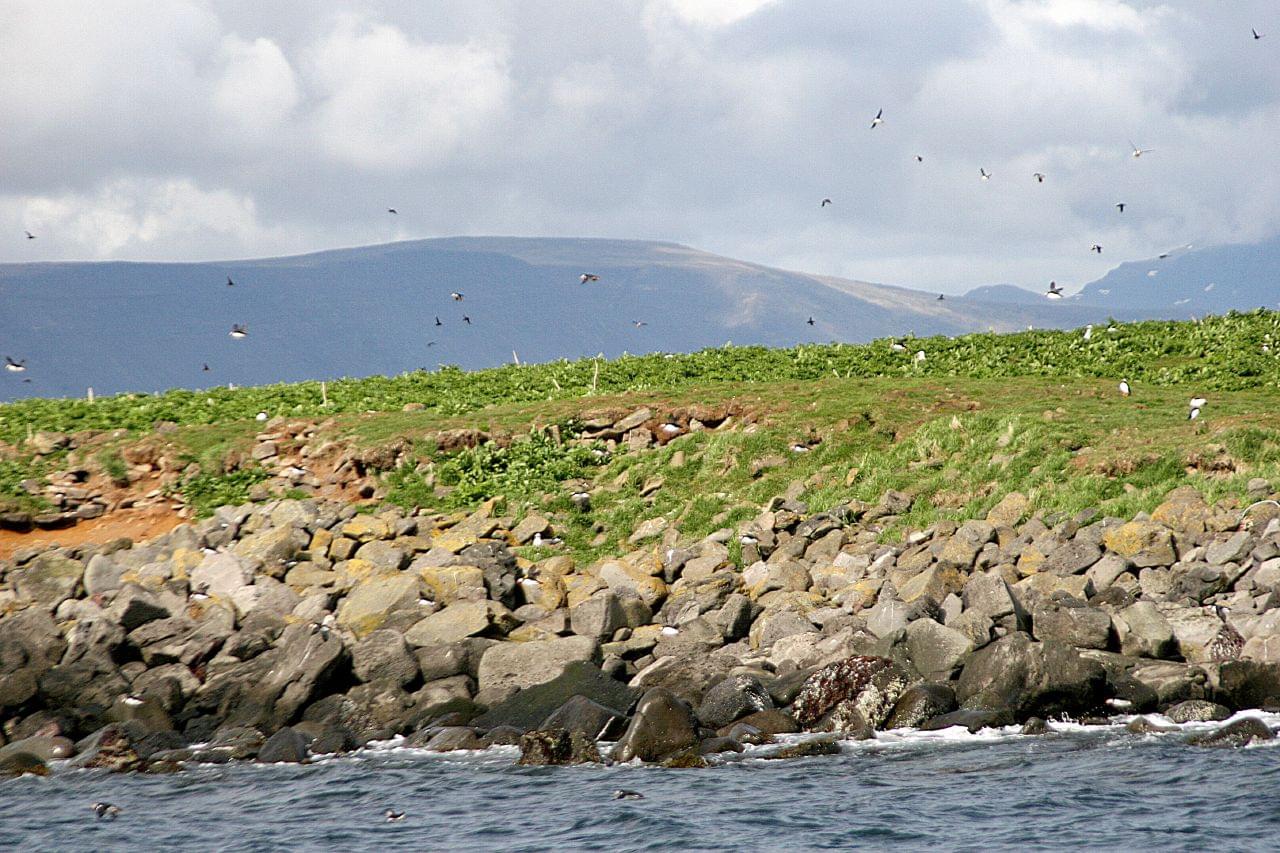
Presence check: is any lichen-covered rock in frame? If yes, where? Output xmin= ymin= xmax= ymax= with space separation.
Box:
xmin=1164 ymin=699 xmax=1231 ymax=723
xmin=792 ymin=655 xmax=915 ymax=732
xmin=883 ymin=682 xmax=958 ymax=729
xmin=516 ymin=728 xmax=602 ymax=765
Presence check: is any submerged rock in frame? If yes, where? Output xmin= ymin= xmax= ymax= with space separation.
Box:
xmin=517 ymin=728 xmax=602 ymax=766
xmin=1187 ymin=717 xmax=1275 ymax=748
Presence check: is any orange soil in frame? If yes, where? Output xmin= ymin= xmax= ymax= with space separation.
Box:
xmin=0 ymin=505 xmax=186 ymax=560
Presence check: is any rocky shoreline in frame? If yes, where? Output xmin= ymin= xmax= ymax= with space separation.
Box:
xmin=5 ymin=483 xmax=1280 ymax=776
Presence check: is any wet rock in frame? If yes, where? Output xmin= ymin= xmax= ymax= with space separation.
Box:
xmin=613 ymin=688 xmax=700 ymax=763
xmin=883 ymin=683 xmax=958 ymax=729
xmin=472 ymin=660 xmax=634 ymax=732
xmin=695 ymin=675 xmax=774 ymax=729
xmin=699 ymin=736 xmax=745 ymax=755
xmin=1187 ymin=717 xmax=1275 ymax=748
xmin=792 ymin=655 xmax=914 ymax=732
xmin=517 ymin=728 xmax=602 ymax=765
xmin=765 ymin=735 xmax=842 ymax=760
xmin=1126 ymin=716 xmax=1179 ymax=734
xmin=258 ymin=727 xmax=309 ymax=763
xmin=1021 ymin=717 xmax=1052 ymax=735
xmin=1164 ymin=699 xmax=1231 ymax=723
xmin=540 ymin=695 xmax=629 ymax=740
xmin=424 ymin=726 xmax=484 ymax=752
xmin=0 ymin=751 xmax=48 ymax=777
xmin=73 ymin=725 xmax=145 ymax=772
xmin=734 ymin=708 xmax=800 ymax=735
xmin=480 ymin=725 xmax=525 ymax=747
xmin=1213 ymin=660 xmax=1280 ymax=710
xmin=920 ymin=708 xmax=1014 ymax=732
xmin=955 ymin=632 xmax=1108 ymax=718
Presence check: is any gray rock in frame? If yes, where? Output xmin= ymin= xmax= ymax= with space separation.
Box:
xmin=792 ymin=655 xmax=915 ymax=732
xmin=571 ymin=591 xmax=627 ymax=640
xmin=962 ymin=572 xmax=1018 ymax=621
xmin=191 ymin=552 xmax=254 ymax=599
xmin=1032 ymin=598 xmax=1112 ymax=650
xmin=1207 ymin=532 xmax=1255 ymax=567
xmin=1043 ymin=540 xmax=1102 ymax=576
xmin=414 ymin=638 xmax=494 ymax=682
xmin=84 ymin=553 xmax=125 ymax=595
xmin=337 ymin=573 xmax=423 ymax=639
xmin=404 ymin=599 xmax=517 ymax=647
xmin=1187 ymin=717 xmax=1274 ymax=748
xmin=695 ymin=675 xmax=774 ymax=729
xmin=517 ymin=728 xmax=602 ymax=765
xmin=424 ymin=726 xmax=484 ymax=751
xmin=1085 ymin=554 xmax=1132 ymax=593
xmin=1164 ymin=699 xmax=1231 ymax=723
xmin=14 ymin=552 xmax=84 ymax=608
xmin=749 ymin=609 xmax=816 ymax=649
xmin=105 ymin=586 xmax=171 ymax=631
xmin=540 ymin=695 xmax=629 ymax=740
xmin=257 ymin=727 xmax=309 ymax=763
xmin=211 ymin=622 xmax=349 ymax=730
xmin=473 ymin=661 xmax=638 ymax=732
xmin=352 ymin=630 xmax=419 ymax=687
xmin=920 ymin=707 xmax=1014 ymax=732
xmin=354 ymin=540 xmax=410 ymax=572
xmin=883 ymin=682 xmax=958 ymax=729
xmin=1112 ymin=601 xmax=1177 ymax=658
xmin=865 ymin=597 xmax=911 ymax=639
xmin=955 ymin=632 xmax=1108 ymax=718
xmin=613 ymin=688 xmax=700 ymax=763
xmin=476 ymin=635 xmax=599 ymax=694
xmin=629 ymin=652 xmax=740 ymax=706
xmin=904 ymin=619 xmax=975 ymax=680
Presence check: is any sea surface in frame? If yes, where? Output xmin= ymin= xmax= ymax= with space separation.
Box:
xmin=4 ymin=713 xmax=1280 ymax=852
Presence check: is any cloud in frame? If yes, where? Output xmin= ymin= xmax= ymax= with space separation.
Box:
xmin=213 ymin=36 xmax=300 ymax=141
xmin=654 ymin=0 xmax=780 ymax=27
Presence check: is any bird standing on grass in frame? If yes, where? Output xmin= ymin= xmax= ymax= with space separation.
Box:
xmin=1189 ymin=396 xmax=1207 ymax=420
xmin=1119 ymin=379 xmax=1131 ymax=397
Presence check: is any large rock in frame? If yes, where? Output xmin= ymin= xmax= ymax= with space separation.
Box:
xmin=883 ymin=682 xmax=958 ymax=729
xmin=190 ymin=551 xmax=255 ymax=599
xmin=517 ymin=729 xmax=602 ymax=765
xmin=1164 ymin=699 xmax=1231 ymax=723
xmin=1112 ymin=601 xmax=1177 ymax=658
xmin=353 ymin=540 xmax=409 ymax=572
xmin=1043 ymin=540 xmax=1102 ymax=576
xmin=476 ymin=636 xmax=600 ymax=694
xmin=405 ymin=600 xmax=517 ymax=647
xmin=962 ymin=572 xmax=1019 ymax=621
xmin=629 ymin=652 xmax=740 ymax=706
xmin=416 ymin=564 xmax=486 ymax=605
xmin=570 ymin=591 xmax=628 ymax=640
xmin=1031 ymin=598 xmax=1112 ymax=650
xmin=1103 ymin=521 xmax=1177 ymax=568
xmin=598 ymin=560 xmax=667 ymax=609
xmin=695 ymin=675 xmax=774 ymax=729
xmin=336 ymin=573 xmax=422 ymax=639
xmin=351 ymin=630 xmax=419 ymax=687
xmin=792 ymin=655 xmax=915 ymax=732
xmin=1187 ymin=717 xmax=1275 ymax=748
xmin=904 ymin=619 xmax=974 ymax=680
xmin=612 ymin=688 xmax=700 ymax=763
xmin=257 ymin=727 xmax=309 ymax=763
xmin=540 ymin=695 xmax=630 ymax=740
xmin=955 ymin=632 xmax=1108 ymax=718
xmin=234 ymin=525 xmax=309 ymax=569
xmin=14 ymin=552 xmax=83 ymax=608
xmin=472 ymin=661 xmax=638 ymax=732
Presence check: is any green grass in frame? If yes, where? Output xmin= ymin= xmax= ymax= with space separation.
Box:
xmin=0 ymin=458 xmax=50 ymax=514
xmin=178 ymin=467 xmax=270 ymax=518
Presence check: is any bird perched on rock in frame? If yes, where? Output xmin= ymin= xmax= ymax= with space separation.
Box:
xmin=4 ymin=356 xmax=26 ymax=372
xmin=1046 ymin=281 xmax=1064 ymax=299
xmin=613 ymin=790 xmax=644 ymax=800
xmin=384 ymin=809 xmax=406 ymax=822
xmin=92 ymin=802 xmax=122 ymax=820
xmin=870 ymin=108 xmax=883 ymax=129
xmin=229 ymin=325 xmax=247 ymax=339
xmin=1207 ymin=606 xmax=1244 ymax=660
xmin=579 ymin=273 xmax=600 ymax=284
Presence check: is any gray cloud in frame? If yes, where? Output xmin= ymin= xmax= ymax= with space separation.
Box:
xmin=1 ymin=0 xmax=1277 ymax=291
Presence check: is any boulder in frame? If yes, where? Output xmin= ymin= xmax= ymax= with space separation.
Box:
xmin=415 ymin=638 xmax=494 ymax=682
xmin=1112 ymin=601 xmax=1177 ymax=658
xmin=517 ymin=729 xmax=602 ymax=765
xmin=1103 ymin=521 xmax=1177 ymax=568
xmin=629 ymin=652 xmax=740 ymax=706
xmin=234 ymin=525 xmax=309 ymax=569
xmin=792 ymin=655 xmax=915 ymax=732
xmin=84 ymin=553 xmax=125 ymax=595
xmin=904 ymin=619 xmax=974 ymax=680
xmin=695 ymin=675 xmax=774 ymax=729
xmin=598 ymin=560 xmax=667 ymax=609
xmin=883 ymin=683 xmax=958 ymax=729
xmin=570 ymin=591 xmax=628 ymax=640
xmin=473 ymin=661 xmax=638 ymax=732
xmin=14 ymin=552 xmax=83 ymax=608
xmin=540 ymin=695 xmax=629 ymax=740
xmin=476 ymin=636 xmax=600 ymax=694
xmin=353 ymin=540 xmax=409 ymax=572
xmin=1187 ymin=717 xmax=1275 ymax=748
xmin=258 ymin=727 xmax=309 ymax=763
xmin=190 ymin=552 xmax=254 ymax=599
xmin=210 ymin=622 xmax=348 ymax=730
xmin=416 ymin=564 xmax=486 ymax=605
xmin=336 ymin=573 xmax=422 ymax=639
xmin=1032 ymin=598 xmax=1112 ymax=650
xmin=955 ymin=632 xmax=1108 ymax=719
xmin=351 ymin=630 xmax=420 ymax=687
xmin=1164 ymin=699 xmax=1231 ymax=723
xmin=424 ymin=727 xmax=484 ymax=752
xmin=1043 ymin=540 xmax=1102 ymax=576
xmin=920 ymin=707 xmax=1015 ymax=732
xmin=404 ymin=600 xmax=517 ymax=647
xmin=0 ymin=751 xmax=48 ymax=777
xmin=612 ymin=688 xmax=700 ymax=763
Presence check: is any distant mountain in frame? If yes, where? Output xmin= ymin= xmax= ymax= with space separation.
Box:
xmin=0 ymin=235 xmax=1266 ymax=401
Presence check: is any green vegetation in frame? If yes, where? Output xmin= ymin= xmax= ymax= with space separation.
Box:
xmin=0 ymin=458 xmax=49 ymax=514
xmin=97 ymin=450 xmax=129 ymax=486
xmin=178 ymin=467 xmax=270 ymax=518
xmin=4 ymin=311 xmax=1280 ymax=445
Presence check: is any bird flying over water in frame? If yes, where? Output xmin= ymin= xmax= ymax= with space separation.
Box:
xmin=24 ymin=230 xmax=35 ymax=240
xmin=1046 ymin=281 xmax=1064 ymax=299
xmin=202 ymin=363 xmax=210 ymax=372
xmin=821 ymin=198 xmax=832 ymax=207
xmin=4 ymin=357 xmax=26 ymax=372
xmin=979 ymin=168 xmax=991 ymax=181
xmin=1115 ymin=202 xmax=1126 ymax=212
xmin=915 ymin=154 xmax=924 ymax=163
xmin=870 ymin=108 xmax=883 ymax=129
xmin=387 ymin=208 xmax=398 ymax=215
xmin=229 ymin=325 xmax=247 ymax=339
xmin=450 ymin=291 xmax=464 ymax=301
xmin=580 ymin=273 xmax=600 ymax=283
xmin=806 ymin=317 xmax=815 ymax=326
xmin=936 ymin=293 xmax=945 ymax=301
xmin=226 ymin=276 xmax=235 ymax=287
xmin=1091 ymin=244 xmax=1103 ymax=254
xmin=632 ymin=320 xmax=647 ymax=327
xmin=463 ymin=316 xmax=472 ymax=325
xmin=434 ymin=316 xmax=442 ymax=326
xmin=1033 ymin=172 xmax=1045 ymax=183
xmin=1253 ymin=28 xmax=1265 ymax=40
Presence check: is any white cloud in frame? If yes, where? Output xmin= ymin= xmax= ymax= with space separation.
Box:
xmin=654 ymin=0 xmax=779 ymax=27
xmin=213 ymin=36 xmax=300 ymax=140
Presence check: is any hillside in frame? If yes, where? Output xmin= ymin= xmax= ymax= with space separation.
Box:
xmin=1 ymin=237 xmax=1118 ymax=402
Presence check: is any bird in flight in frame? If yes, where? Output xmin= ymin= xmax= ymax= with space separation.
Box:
xmin=936 ymin=293 xmax=946 ymax=301
xmin=1091 ymin=244 xmax=1103 ymax=254
xmin=24 ymin=230 xmax=35 ymax=240
xmin=806 ymin=317 xmax=815 ymax=326
xmin=1129 ymin=140 xmax=1154 ymax=158
xmin=580 ymin=273 xmax=600 ymax=283
xmin=820 ymin=198 xmax=832 ymax=207
xmin=387 ymin=208 xmax=398 ymax=215
xmin=426 ymin=340 xmax=436 ymax=347
xmin=914 ymin=155 xmax=924 ymax=163
xmin=870 ymin=108 xmax=883 ymax=129
xmin=1033 ymin=172 xmax=1045 ymax=183
xmin=632 ymin=320 xmax=647 ymax=327
xmin=229 ymin=325 xmax=248 ymax=339
xmin=1253 ymin=28 xmax=1264 ymax=40
xmin=1115 ymin=202 xmax=1126 ymax=212
xmin=979 ymin=168 xmax=991 ymax=181
xmin=1046 ymin=281 xmax=1064 ymax=300
xmin=226 ymin=276 xmax=235 ymax=287
xmin=434 ymin=316 xmax=442 ymax=326
xmin=450 ymin=291 xmax=464 ymax=301
xmin=463 ymin=315 xmax=472 ymax=325
xmin=202 ymin=363 xmax=210 ymax=372
xmin=4 ymin=357 xmax=26 ymax=372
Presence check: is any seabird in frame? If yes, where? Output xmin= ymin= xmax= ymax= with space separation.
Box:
xmin=1119 ymin=379 xmax=1131 ymax=397
xmin=202 ymin=363 xmax=210 ymax=372
xmin=434 ymin=316 xmax=442 ymax=326
xmin=1046 ymin=281 xmax=1064 ymax=299
xmin=229 ymin=325 xmax=248 ymax=339
xmin=914 ymin=350 xmax=926 ymax=363
xmin=1158 ymin=252 xmax=1170 ymax=259
xmin=1204 ymin=283 xmax=1215 ymax=292
xmin=1083 ymin=324 xmax=1093 ymax=340
xmin=1207 ymin=606 xmax=1244 ymax=660
xmin=387 ymin=208 xmax=398 ymax=215
xmin=1115 ymin=202 xmax=1126 ymax=212
xmin=613 ymin=790 xmax=645 ymax=800
xmin=1253 ymin=28 xmax=1265 ymax=40
xmin=979 ymin=168 xmax=991 ymax=181
xmin=870 ymin=108 xmax=883 ymax=129
xmin=92 ymin=803 xmax=122 ymax=820
xmin=1190 ymin=396 xmax=1207 ymax=410
xmin=890 ymin=339 xmax=907 ymax=352
xmin=1147 ymin=270 xmax=1159 ymax=277
xmin=1033 ymin=172 xmax=1045 ymax=183
xmin=24 ymin=230 xmax=35 ymax=240
xmin=915 ymin=155 xmax=924 ymax=163
xmin=660 ymin=626 xmax=679 ymax=636
xmin=122 ymin=695 xmax=144 ymax=706
xmin=1129 ymin=140 xmax=1154 ymax=158
xmin=384 ymin=810 xmax=406 ymax=822
xmin=806 ymin=317 xmax=815 ymax=326
xmin=450 ymin=291 xmax=464 ymax=301
xmin=632 ymin=320 xmax=647 ymax=327
xmin=463 ymin=315 xmax=472 ymax=325
xmin=4 ymin=357 xmax=26 ymax=372
xmin=820 ymin=198 xmax=832 ymax=207
xmin=226 ymin=276 xmax=235 ymax=287
xmin=936 ymin=293 xmax=945 ymax=301
xmin=426 ymin=341 xmax=436 ymax=347
xmin=255 ymin=411 xmax=268 ymax=421
xmin=1091 ymin=244 xmax=1103 ymax=254
xmin=579 ymin=273 xmax=600 ymax=284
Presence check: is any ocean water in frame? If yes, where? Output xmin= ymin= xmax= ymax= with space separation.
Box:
xmin=5 ymin=713 xmax=1280 ymax=852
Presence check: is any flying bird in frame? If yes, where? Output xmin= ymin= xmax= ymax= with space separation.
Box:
xmin=1129 ymin=140 xmax=1154 ymax=158
xmin=92 ymin=803 xmax=122 ymax=820
xmin=579 ymin=273 xmax=600 ymax=283
xmin=1046 ymin=281 xmax=1064 ymax=300
xmin=226 ymin=276 xmax=235 ymax=287
xmin=463 ymin=316 xmax=472 ymax=325
xmin=1115 ymin=202 xmax=1126 ymax=212
xmin=202 ymin=363 xmax=210 ymax=372
xmin=1033 ymin=172 xmax=1045 ymax=183
xmin=979 ymin=168 xmax=991 ymax=181
xmin=1119 ymin=379 xmax=1131 ymax=397
xmin=387 ymin=208 xmax=398 ymax=215
xmin=613 ymin=790 xmax=645 ymax=800
xmin=870 ymin=108 xmax=883 ymax=129
xmin=24 ymin=230 xmax=35 ymax=240
xmin=229 ymin=325 xmax=248 ymax=339
xmin=820 ymin=198 xmax=832 ymax=207
xmin=1091 ymin=244 xmax=1103 ymax=254
xmin=1253 ymin=28 xmax=1265 ymax=40
xmin=434 ymin=316 xmax=442 ymax=326
xmin=632 ymin=320 xmax=647 ymax=327
xmin=4 ymin=357 xmax=26 ymax=372
xmin=914 ymin=155 xmax=924 ymax=163
xmin=450 ymin=291 xmax=464 ymax=301
xmin=936 ymin=293 xmax=945 ymax=301
xmin=806 ymin=317 xmax=815 ymax=326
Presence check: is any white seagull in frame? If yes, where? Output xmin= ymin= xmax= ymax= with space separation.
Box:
xmin=870 ymin=108 xmax=884 ymax=129
xmin=1129 ymin=140 xmax=1154 ymax=158
xmin=1083 ymin=325 xmax=1093 ymax=340
xmin=914 ymin=350 xmax=926 ymax=363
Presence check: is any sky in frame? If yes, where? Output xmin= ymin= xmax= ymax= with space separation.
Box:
xmin=1 ymin=0 xmax=1277 ymax=293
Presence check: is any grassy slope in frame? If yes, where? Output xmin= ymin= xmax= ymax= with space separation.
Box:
xmin=3 ymin=312 xmax=1280 ymax=562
